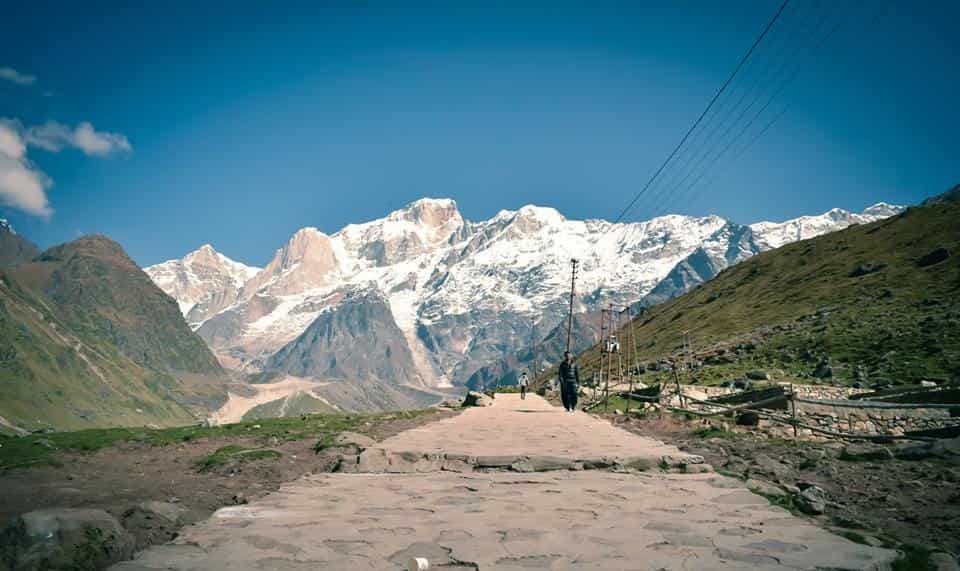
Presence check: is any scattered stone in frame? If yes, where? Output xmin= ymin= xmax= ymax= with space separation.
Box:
xmin=0 ymin=508 xmax=135 ymax=571
xmin=231 ymin=494 xmax=248 ymax=505
xmin=462 ymin=391 xmax=494 ymax=407
xmin=33 ymin=438 xmax=55 ymax=449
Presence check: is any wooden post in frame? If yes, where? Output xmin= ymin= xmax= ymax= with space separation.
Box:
xmin=673 ymin=367 xmax=685 ymax=409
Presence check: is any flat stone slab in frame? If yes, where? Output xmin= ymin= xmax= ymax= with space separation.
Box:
xmin=112 ymin=395 xmax=897 ymax=570
xmin=115 ymin=471 xmax=896 ymax=570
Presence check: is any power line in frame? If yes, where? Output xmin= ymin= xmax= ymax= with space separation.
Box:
xmin=641 ymin=0 xmax=819 ymax=213
xmin=650 ymin=0 xmax=839 ymax=218
xmin=664 ymin=0 xmax=863 ymax=217
xmin=612 ymin=0 xmax=791 ymax=225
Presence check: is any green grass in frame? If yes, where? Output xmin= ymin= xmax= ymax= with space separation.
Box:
xmin=754 ymin=490 xmax=802 ymax=516
xmin=193 ymin=444 xmax=282 ymax=472
xmin=0 ymin=408 xmax=439 ymax=471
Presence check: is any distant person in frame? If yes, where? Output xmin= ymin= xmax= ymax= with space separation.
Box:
xmin=518 ymin=371 xmax=529 ymax=400
xmin=558 ymin=351 xmax=580 ymax=412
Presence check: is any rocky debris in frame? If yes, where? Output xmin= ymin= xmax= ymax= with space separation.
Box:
xmin=121 ymin=501 xmax=190 ymax=551
xmin=796 ymin=485 xmax=828 ymax=515
xmin=0 ymin=508 xmax=135 ymax=571
xmin=462 ymin=391 xmax=494 ymax=407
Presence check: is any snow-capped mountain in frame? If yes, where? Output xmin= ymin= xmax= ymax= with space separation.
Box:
xmin=145 ymin=198 xmax=904 ymax=392
xmin=749 ymin=202 xmax=904 ymax=250
xmin=145 ymin=244 xmax=260 ymax=327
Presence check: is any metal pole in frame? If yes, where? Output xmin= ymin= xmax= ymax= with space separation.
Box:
xmin=625 ymin=306 xmax=633 ymax=416
xmin=604 ymin=304 xmax=613 ymax=413
xmin=565 ymin=259 xmax=579 ymax=353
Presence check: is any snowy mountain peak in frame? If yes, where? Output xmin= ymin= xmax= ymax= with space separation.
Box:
xmin=862 ymin=202 xmax=906 ymax=217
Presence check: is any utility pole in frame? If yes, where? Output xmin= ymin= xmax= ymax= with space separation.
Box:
xmin=565 ymin=259 xmax=579 ymax=354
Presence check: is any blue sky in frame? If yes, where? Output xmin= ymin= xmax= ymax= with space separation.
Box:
xmin=1 ymin=0 xmax=957 ymax=267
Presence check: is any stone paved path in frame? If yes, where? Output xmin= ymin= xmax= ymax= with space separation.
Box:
xmin=114 ymin=395 xmax=897 ymax=570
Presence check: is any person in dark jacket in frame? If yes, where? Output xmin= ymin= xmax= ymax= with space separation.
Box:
xmin=558 ymin=351 xmax=579 ymax=412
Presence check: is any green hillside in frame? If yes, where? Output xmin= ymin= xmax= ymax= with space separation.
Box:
xmin=568 ymin=186 xmax=960 ymax=389
xmin=0 ymin=236 xmax=229 ymax=433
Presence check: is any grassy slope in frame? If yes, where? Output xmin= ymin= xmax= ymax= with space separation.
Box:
xmin=0 ymin=236 xmax=229 ymax=432
xmin=0 ymin=408 xmax=440 ymax=471
xmin=565 ymin=195 xmax=960 ymax=388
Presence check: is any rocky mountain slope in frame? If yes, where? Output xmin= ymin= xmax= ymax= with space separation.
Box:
xmin=146 ymin=198 xmax=903 ymax=400
xmin=0 ymin=229 xmax=230 ymax=433
xmin=569 ymin=185 xmax=959 ymax=389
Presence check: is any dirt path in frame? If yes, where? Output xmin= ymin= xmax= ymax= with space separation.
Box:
xmin=114 ymin=395 xmax=896 ymax=570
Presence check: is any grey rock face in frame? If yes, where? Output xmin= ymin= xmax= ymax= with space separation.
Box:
xmin=266 ymin=287 xmax=419 ymax=382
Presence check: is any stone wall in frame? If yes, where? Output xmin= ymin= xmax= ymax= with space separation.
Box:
xmin=793 ymin=401 xmax=960 ymax=436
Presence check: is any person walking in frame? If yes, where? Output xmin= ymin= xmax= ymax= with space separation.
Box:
xmin=518 ymin=371 xmax=529 ymax=400
xmin=558 ymin=351 xmax=579 ymax=412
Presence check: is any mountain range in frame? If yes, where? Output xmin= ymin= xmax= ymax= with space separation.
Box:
xmin=145 ymin=199 xmax=904 ymax=404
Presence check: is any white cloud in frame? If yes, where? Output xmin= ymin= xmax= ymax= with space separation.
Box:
xmin=0 ymin=122 xmax=52 ymax=218
xmin=0 ymin=118 xmax=132 ymax=218
xmin=26 ymin=120 xmax=132 ymax=156
xmin=0 ymin=67 xmax=36 ymax=86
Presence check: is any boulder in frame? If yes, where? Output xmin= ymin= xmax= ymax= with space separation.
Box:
xmin=796 ymin=486 xmax=828 ymax=515
xmin=0 ymin=508 xmax=135 ymax=571
xmin=746 ymin=370 xmax=770 ymax=381
xmin=736 ymin=411 xmax=760 ymax=427
xmin=840 ymin=444 xmax=894 ymax=462
xmin=121 ymin=501 xmax=190 ymax=551
xmin=462 ymin=391 xmax=494 ymax=407
xmin=930 ymin=436 xmax=960 ymax=458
